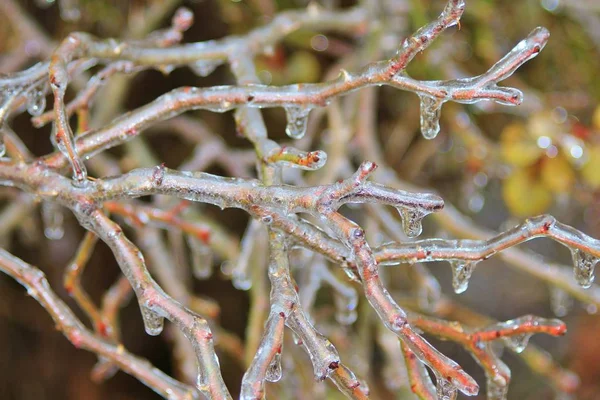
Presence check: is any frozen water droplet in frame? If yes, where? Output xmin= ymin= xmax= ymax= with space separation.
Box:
xmin=187 ymin=235 xmax=213 ymax=279
xmin=571 ymin=248 xmax=598 ymax=288
xmin=486 ymin=376 xmax=508 ymax=400
xmin=232 ymin=271 xmax=252 ymax=291
xmin=59 ymin=0 xmax=81 ymax=21
xmin=450 ymin=260 xmax=477 ymax=294
xmin=550 ymin=287 xmax=573 ymax=317
xmin=339 ymin=69 xmax=352 ymax=82
xmin=418 ymin=94 xmax=444 ymax=140
xmin=435 ymin=373 xmax=458 ymax=400
xmin=503 ymin=333 xmax=532 ymax=353
xmin=27 ymin=89 xmax=46 ymax=117
xmin=189 ymin=59 xmax=222 ymax=77
xmin=397 ymin=207 xmax=428 ymax=238
xmin=265 ymin=352 xmax=283 ymax=382
xmin=261 ymin=215 xmax=273 ymax=225
xmin=284 ymin=106 xmax=312 ymax=139
xmin=334 ymin=291 xmax=358 ymax=325
xmin=140 ymin=305 xmax=164 ymax=336
xmin=42 ymin=202 xmax=64 ymax=240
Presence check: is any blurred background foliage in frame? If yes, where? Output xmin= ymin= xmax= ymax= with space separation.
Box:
xmin=0 ymin=0 xmax=599 ymax=399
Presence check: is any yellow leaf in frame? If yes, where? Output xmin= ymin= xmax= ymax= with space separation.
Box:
xmin=500 ymin=123 xmax=542 ymax=167
xmin=541 ymin=155 xmax=575 ymax=193
xmin=581 ymin=145 xmax=600 ymax=188
xmin=502 ymin=169 xmax=552 ymax=216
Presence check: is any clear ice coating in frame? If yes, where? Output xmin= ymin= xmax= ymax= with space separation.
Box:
xmin=140 ymin=305 xmax=165 ymax=336
xmin=189 ymin=60 xmax=222 ymax=77
xmin=418 ymin=94 xmax=445 ymax=140
xmin=503 ymin=333 xmax=532 ymax=353
xmin=42 ymin=202 xmax=65 ymax=240
xmin=450 ymin=260 xmax=477 ymax=294
xmin=265 ymin=352 xmax=283 ymax=382
xmin=284 ymin=106 xmax=312 ymax=139
xmin=435 ymin=372 xmax=458 ymax=400
xmin=571 ymin=248 xmax=598 ymax=288
xmin=397 ymin=207 xmax=428 ymax=238
xmin=26 ymin=89 xmax=46 ymax=117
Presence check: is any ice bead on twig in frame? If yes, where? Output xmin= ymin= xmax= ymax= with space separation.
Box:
xmin=190 ymin=60 xmax=222 ymax=77
xmin=450 ymin=260 xmax=477 ymax=294
xmin=419 ymin=94 xmax=445 ymax=140
xmin=284 ymin=106 xmax=312 ymax=139
xmin=140 ymin=304 xmax=165 ymax=336
xmin=435 ymin=371 xmax=458 ymax=400
xmin=42 ymin=202 xmax=65 ymax=240
xmin=571 ymin=248 xmax=598 ymax=288
xmin=397 ymin=206 xmax=430 ymax=238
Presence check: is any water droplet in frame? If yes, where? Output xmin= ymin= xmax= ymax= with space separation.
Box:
xmin=42 ymin=202 xmax=65 ymax=240
xmin=261 ymin=215 xmax=273 ymax=225
xmin=550 ymin=287 xmax=573 ymax=317
xmin=435 ymin=373 xmax=458 ymax=400
xmin=397 ymin=207 xmax=428 ymax=238
xmin=571 ymin=249 xmax=598 ymax=288
xmin=27 ymin=89 xmax=46 ymax=117
xmin=189 ymin=59 xmax=222 ymax=77
xmin=418 ymin=94 xmax=444 ymax=140
xmin=140 ymin=305 xmax=164 ymax=336
xmin=265 ymin=352 xmax=283 ymax=382
xmin=284 ymin=106 xmax=312 ymax=139
xmin=503 ymin=333 xmax=532 ymax=353
xmin=450 ymin=260 xmax=477 ymax=294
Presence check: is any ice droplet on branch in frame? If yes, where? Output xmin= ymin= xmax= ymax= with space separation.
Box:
xmin=396 ymin=207 xmax=429 ymax=238
xmin=284 ymin=106 xmax=312 ymax=139
xmin=26 ymin=89 xmax=46 ymax=117
xmin=42 ymin=202 xmax=65 ymax=240
xmin=265 ymin=352 xmax=283 ymax=382
xmin=187 ymin=235 xmax=213 ymax=279
xmin=189 ymin=60 xmax=222 ymax=77
xmin=450 ymin=260 xmax=477 ymax=294
xmin=435 ymin=372 xmax=458 ymax=400
xmin=503 ymin=333 xmax=532 ymax=353
xmin=571 ymin=248 xmax=598 ymax=288
xmin=140 ymin=305 xmax=165 ymax=336
xmin=550 ymin=287 xmax=573 ymax=317
xmin=418 ymin=94 xmax=445 ymax=140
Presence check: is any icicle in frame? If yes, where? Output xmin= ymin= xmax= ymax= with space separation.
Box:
xmin=189 ymin=60 xmax=222 ymax=77
xmin=265 ymin=352 xmax=283 ymax=382
xmin=418 ymin=94 xmax=444 ymax=140
xmin=450 ymin=260 xmax=477 ymax=294
xmin=187 ymin=235 xmax=213 ymax=279
xmin=334 ymin=291 xmax=358 ymax=325
xmin=435 ymin=372 xmax=458 ymax=400
xmin=26 ymin=89 xmax=46 ymax=117
xmin=140 ymin=305 xmax=164 ymax=336
xmin=232 ymin=269 xmax=252 ymax=291
xmin=486 ymin=377 xmax=508 ymax=400
xmin=550 ymin=287 xmax=573 ymax=317
xmin=284 ymin=106 xmax=312 ymax=139
xmin=571 ymin=248 xmax=598 ymax=288
xmin=397 ymin=207 xmax=428 ymax=238
xmin=42 ymin=202 xmax=65 ymax=240
xmin=59 ymin=0 xmax=81 ymax=21
xmin=503 ymin=333 xmax=532 ymax=353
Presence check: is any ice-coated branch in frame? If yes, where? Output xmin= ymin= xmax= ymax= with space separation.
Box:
xmin=0 ymin=248 xmax=199 ymax=400
xmin=376 ymin=214 xmax=600 ymax=293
